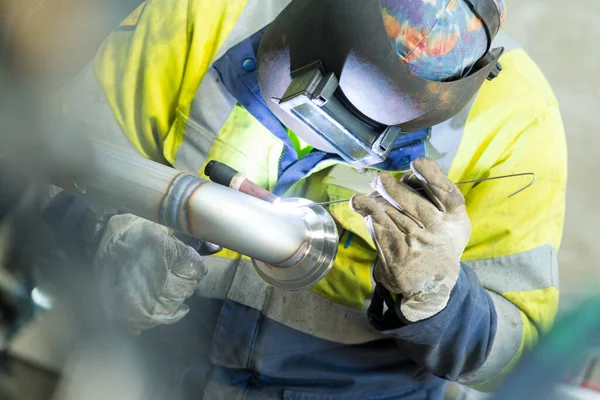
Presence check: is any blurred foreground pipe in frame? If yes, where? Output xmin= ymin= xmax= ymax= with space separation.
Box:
xmin=64 ymin=142 xmax=338 ymax=290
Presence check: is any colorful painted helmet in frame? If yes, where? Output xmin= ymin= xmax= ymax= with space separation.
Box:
xmin=258 ymin=0 xmax=506 ymax=168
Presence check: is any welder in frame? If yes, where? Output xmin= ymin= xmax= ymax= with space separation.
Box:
xmin=53 ymin=0 xmax=567 ymax=399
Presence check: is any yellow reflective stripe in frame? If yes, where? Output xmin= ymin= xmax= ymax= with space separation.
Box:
xmin=93 ymin=0 xmax=247 ymax=164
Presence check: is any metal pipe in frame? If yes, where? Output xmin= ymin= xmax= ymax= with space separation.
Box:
xmin=72 ymin=142 xmax=312 ymax=267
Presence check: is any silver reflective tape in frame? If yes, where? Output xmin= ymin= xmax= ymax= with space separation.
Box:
xmin=196 ymin=257 xmax=238 ymax=300
xmin=60 ymin=64 xmax=140 ymax=156
xmin=174 ymin=70 xmax=233 ymax=173
xmin=466 ymin=244 xmax=558 ymax=293
xmin=459 ymin=292 xmax=523 ymax=385
xmin=187 ymin=67 xmax=237 ymax=140
xmin=225 ymin=259 xmax=387 ymax=344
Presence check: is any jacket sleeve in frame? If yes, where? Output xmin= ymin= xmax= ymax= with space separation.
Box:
xmin=92 ymin=0 xmax=246 ymax=164
xmin=369 ymin=102 xmax=567 ymax=390
xmin=368 ymin=264 xmax=497 ymax=381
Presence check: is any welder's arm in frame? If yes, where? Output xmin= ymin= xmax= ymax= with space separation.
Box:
xmin=452 ymin=105 xmax=566 ymax=389
xmin=352 ymin=106 xmax=566 ymax=390
xmin=367 ymin=265 xmax=496 ymax=383
xmin=351 ymin=158 xmax=495 ymax=383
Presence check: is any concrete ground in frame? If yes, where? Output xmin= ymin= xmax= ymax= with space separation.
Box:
xmin=503 ymin=0 xmax=600 ymax=306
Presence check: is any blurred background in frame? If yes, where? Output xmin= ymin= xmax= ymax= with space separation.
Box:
xmin=0 ymin=0 xmax=599 ymax=399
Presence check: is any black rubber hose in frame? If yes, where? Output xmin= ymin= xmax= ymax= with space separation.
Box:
xmin=204 ymin=160 xmax=239 ymax=188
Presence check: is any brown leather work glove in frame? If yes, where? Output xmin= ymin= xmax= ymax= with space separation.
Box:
xmin=350 ymin=158 xmax=472 ymax=322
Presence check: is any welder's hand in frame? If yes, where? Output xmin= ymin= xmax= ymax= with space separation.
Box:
xmin=350 ymin=158 xmax=471 ymax=322
xmin=94 ymin=214 xmax=210 ymax=331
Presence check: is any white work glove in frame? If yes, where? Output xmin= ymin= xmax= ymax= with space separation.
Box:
xmin=94 ymin=214 xmax=209 ymax=331
xmin=351 ymin=158 xmax=472 ymax=322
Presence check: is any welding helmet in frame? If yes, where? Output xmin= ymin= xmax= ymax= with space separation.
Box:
xmin=257 ymin=0 xmax=505 ymax=168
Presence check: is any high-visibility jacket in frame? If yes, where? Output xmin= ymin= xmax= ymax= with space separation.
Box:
xmin=60 ymin=0 xmax=567 ymax=398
